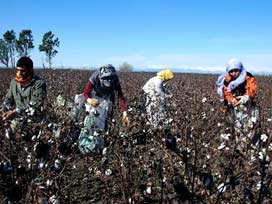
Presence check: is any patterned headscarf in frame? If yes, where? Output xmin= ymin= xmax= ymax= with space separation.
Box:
xmin=157 ymin=68 xmax=174 ymax=81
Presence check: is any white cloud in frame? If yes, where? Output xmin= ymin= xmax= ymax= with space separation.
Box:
xmin=139 ymin=53 xmax=272 ymax=73
xmin=46 ymin=53 xmax=272 ymax=73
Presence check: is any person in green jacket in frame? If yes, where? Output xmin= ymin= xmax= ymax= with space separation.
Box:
xmin=1 ymin=57 xmax=47 ymax=123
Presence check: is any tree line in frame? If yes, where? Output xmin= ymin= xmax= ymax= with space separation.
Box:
xmin=0 ymin=30 xmax=60 ymax=69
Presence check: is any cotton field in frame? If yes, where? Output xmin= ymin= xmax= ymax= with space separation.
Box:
xmin=0 ymin=68 xmax=272 ymax=204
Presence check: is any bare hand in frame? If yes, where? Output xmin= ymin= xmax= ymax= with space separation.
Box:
xmin=87 ymin=98 xmax=99 ymax=107
xmin=231 ymin=97 xmax=241 ymax=106
xmin=2 ymin=110 xmax=17 ymax=121
xmin=122 ymin=111 xmax=130 ymax=127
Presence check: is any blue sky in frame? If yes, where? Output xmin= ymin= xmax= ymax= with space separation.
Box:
xmin=1 ymin=0 xmax=272 ymax=72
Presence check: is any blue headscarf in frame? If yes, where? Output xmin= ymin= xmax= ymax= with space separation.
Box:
xmin=216 ymin=59 xmax=247 ymax=100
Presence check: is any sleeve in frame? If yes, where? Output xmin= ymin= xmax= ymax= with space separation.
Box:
xmin=30 ymin=80 xmax=47 ymax=110
xmin=154 ymin=79 xmax=167 ymax=97
xmin=142 ymin=79 xmax=152 ymax=94
xmin=83 ymin=80 xmax=93 ymax=101
xmin=246 ymin=76 xmax=257 ymax=99
xmin=116 ymin=83 xmax=127 ymax=112
xmin=223 ymin=78 xmax=233 ymax=104
xmin=2 ymin=80 xmax=15 ymax=110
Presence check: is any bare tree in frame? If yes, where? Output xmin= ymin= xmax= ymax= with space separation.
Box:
xmin=119 ymin=62 xmax=133 ymax=72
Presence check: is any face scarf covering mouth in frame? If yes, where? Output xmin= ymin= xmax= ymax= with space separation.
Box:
xmin=15 ymin=68 xmax=34 ymax=85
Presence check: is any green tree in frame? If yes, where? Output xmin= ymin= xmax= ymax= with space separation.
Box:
xmin=16 ymin=29 xmax=34 ymax=57
xmin=3 ymin=30 xmax=16 ymax=68
xmin=119 ymin=62 xmax=133 ymax=72
xmin=39 ymin=31 xmax=60 ymax=68
xmin=0 ymin=39 xmax=9 ymax=67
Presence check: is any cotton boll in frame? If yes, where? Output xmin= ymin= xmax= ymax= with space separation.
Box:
xmin=260 ymin=134 xmax=268 ymax=142
xmin=220 ymin=133 xmax=230 ymax=141
xmin=258 ymin=152 xmax=264 ymax=160
xmin=105 ymin=168 xmax=112 ymax=176
xmin=46 ymin=179 xmax=53 ymax=186
xmin=217 ymin=183 xmax=226 ymax=192
xmin=39 ymin=162 xmax=45 ymax=169
xmin=202 ymin=97 xmax=207 ymax=103
xmin=54 ymin=159 xmax=61 ymax=169
xmin=218 ymin=143 xmax=225 ymax=150
xmin=251 ymin=117 xmax=257 ymax=124
xmin=256 ymin=181 xmax=261 ymax=190
xmin=146 ymin=186 xmax=152 ymax=194
xmin=5 ymin=129 xmax=10 ymax=139
xmin=268 ymin=143 xmax=272 ymax=151
xmin=95 ymin=170 xmax=101 ymax=176
xmin=49 ymin=195 xmax=60 ymax=204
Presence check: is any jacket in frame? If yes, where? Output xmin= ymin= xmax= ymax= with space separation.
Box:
xmin=142 ymin=76 xmax=169 ymax=97
xmin=83 ymin=70 xmax=127 ymax=112
xmin=223 ymin=72 xmax=256 ymax=105
xmin=3 ymin=75 xmax=47 ymax=113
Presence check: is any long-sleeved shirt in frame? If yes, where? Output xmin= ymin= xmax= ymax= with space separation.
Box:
xmin=83 ymin=71 xmax=126 ymax=112
xmin=223 ymin=72 xmax=257 ymax=104
xmin=3 ymin=75 xmax=47 ymax=113
xmin=142 ymin=76 xmax=169 ymax=97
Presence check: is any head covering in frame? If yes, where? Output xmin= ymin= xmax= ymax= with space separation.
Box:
xmin=226 ymin=58 xmax=244 ymax=73
xmin=15 ymin=57 xmax=34 ymax=84
xmin=157 ymin=68 xmax=174 ymax=81
xmin=99 ymin=64 xmax=117 ymax=88
xmin=216 ymin=59 xmax=247 ymax=99
xmin=216 ymin=74 xmax=226 ymax=100
xmin=99 ymin=64 xmax=117 ymax=78
xmin=225 ymin=58 xmax=247 ymax=91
